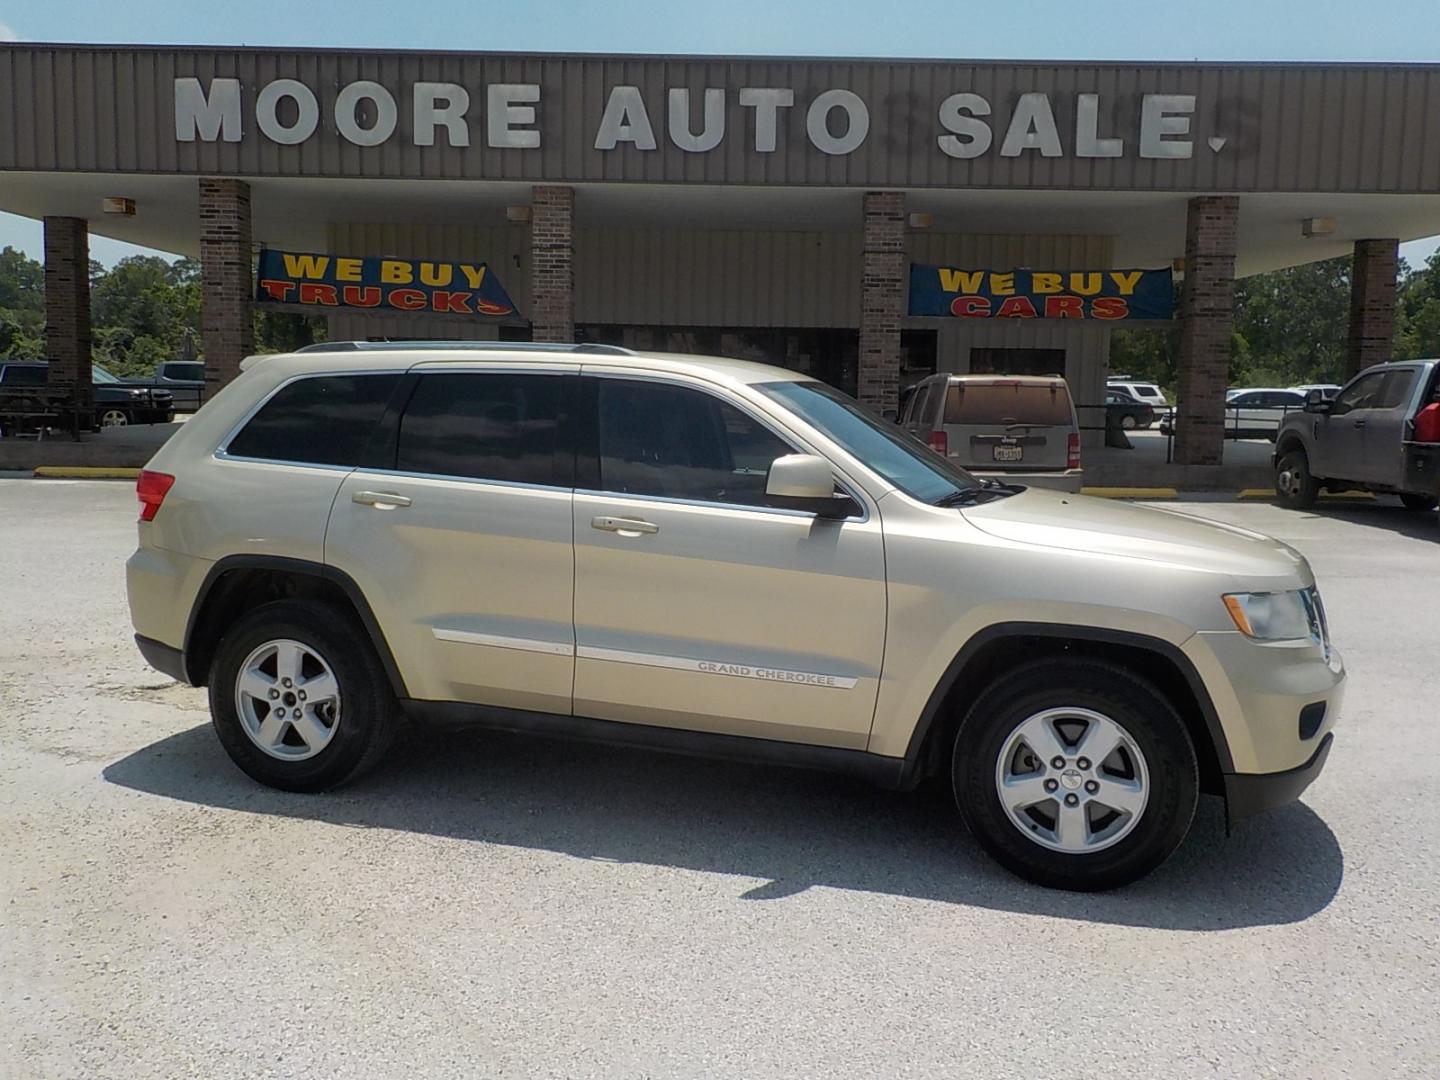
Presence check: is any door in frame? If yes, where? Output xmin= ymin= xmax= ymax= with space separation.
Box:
xmin=571 ymin=375 xmax=887 ymax=749
xmin=325 ymin=367 xmax=578 ymax=714
xmin=1360 ymin=367 xmax=1418 ymax=484
xmin=1311 ymin=370 xmax=1387 ymax=479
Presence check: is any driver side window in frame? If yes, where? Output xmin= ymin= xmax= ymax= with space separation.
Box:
xmin=1333 ymin=372 xmax=1386 ymax=413
xmin=596 ymin=379 xmax=798 ymax=508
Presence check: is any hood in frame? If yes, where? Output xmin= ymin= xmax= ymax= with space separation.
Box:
xmin=959 ymin=487 xmax=1310 ymax=584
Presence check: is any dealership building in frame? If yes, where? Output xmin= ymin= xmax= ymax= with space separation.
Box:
xmin=4 ymin=44 xmax=1440 ymax=464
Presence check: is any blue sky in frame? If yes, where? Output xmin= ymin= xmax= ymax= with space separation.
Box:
xmin=3 ymin=0 xmax=1439 ymax=266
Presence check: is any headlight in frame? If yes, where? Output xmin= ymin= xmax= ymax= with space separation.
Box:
xmin=1222 ymin=588 xmax=1327 ymax=649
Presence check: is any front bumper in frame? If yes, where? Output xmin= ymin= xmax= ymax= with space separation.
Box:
xmin=1224 ymin=731 xmax=1333 ymax=829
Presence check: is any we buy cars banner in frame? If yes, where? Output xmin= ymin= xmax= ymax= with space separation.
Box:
xmin=255 ymin=249 xmax=519 ymax=318
xmin=909 ymin=265 xmax=1173 ymax=320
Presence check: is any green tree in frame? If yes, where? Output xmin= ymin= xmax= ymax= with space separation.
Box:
xmin=1108 ymin=254 xmax=1367 ymax=399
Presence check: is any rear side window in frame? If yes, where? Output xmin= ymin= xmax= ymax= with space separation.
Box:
xmin=226 ymin=374 xmax=399 ymax=466
xmin=944 ymin=382 xmax=1074 ymax=427
xmin=1 ymin=366 xmax=45 ymax=386
xmin=396 ymin=372 xmax=565 ymax=485
xmin=162 ymin=362 xmax=205 ymax=380
xmin=1133 ymin=385 xmax=1161 ymax=399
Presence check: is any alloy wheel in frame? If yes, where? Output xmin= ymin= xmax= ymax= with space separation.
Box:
xmin=994 ymin=707 xmax=1150 ymax=853
xmin=234 ymin=638 xmax=342 ymax=761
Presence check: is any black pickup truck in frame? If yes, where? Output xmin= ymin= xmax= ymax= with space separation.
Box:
xmin=0 ymin=361 xmax=174 ymax=434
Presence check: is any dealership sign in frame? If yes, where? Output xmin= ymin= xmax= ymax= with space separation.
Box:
xmin=176 ymin=77 xmax=1213 ymax=160
xmin=909 ymin=266 xmax=1174 ymax=320
xmin=255 ymin=250 xmax=518 ymax=317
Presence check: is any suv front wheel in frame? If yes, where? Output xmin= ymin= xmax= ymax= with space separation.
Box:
xmin=208 ymin=600 xmax=400 ymax=792
xmin=951 ymin=659 xmax=1199 ymax=891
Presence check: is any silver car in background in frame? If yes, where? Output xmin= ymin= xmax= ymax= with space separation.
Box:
xmin=899 ymin=373 xmax=1083 ymax=492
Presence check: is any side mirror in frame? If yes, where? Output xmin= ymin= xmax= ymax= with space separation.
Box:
xmin=1304 ymin=389 xmax=1332 ymax=414
xmin=766 ymin=454 xmax=857 ymax=519
xmin=881 ymin=407 xmax=899 ymax=422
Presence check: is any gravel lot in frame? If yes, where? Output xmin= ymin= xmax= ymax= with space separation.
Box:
xmin=2 ymin=480 xmax=1437 ymax=1079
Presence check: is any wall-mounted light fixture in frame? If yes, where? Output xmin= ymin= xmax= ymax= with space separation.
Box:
xmin=907 ymin=211 xmax=934 ymax=229
xmin=102 ymin=196 xmax=136 ymax=216
xmin=506 ymin=205 xmax=533 ymax=224
xmin=1301 ymin=217 xmax=1337 ymax=238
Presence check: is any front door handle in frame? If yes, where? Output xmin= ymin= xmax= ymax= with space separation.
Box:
xmin=591 ymin=515 xmax=659 ymax=536
xmin=352 ymin=490 xmax=412 ymax=509
xmin=1353 ymin=419 xmax=1367 ymax=429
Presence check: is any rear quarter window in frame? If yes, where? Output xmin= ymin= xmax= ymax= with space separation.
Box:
xmin=225 ymin=374 xmax=400 ymax=466
xmin=944 ymin=382 xmax=1074 ymax=427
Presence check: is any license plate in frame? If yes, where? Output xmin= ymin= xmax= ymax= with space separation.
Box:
xmin=993 ymin=445 xmax=1023 ymax=462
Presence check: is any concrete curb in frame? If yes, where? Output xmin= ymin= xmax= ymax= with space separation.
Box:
xmin=32 ymin=466 xmax=141 ymax=480
xmin=1084 ymin=486 xmax=1378 ymax=502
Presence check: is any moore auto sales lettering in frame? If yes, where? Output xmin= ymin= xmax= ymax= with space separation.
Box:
xmin=175 ymin=77 xmax=1220 ymax=160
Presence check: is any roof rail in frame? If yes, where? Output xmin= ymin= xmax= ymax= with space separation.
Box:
xmin=296 ymin=340 xmax=635 ymax=356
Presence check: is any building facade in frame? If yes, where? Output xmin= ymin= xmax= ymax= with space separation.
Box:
xmin=5 ymin=45 xmax=1440 ymax=463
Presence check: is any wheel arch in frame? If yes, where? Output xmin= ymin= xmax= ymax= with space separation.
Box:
xmin=182 ymin=555 xmax=408 ymax=697
xmin=899 ymin=623 xmax=1232 ymax=795
xmin=1274 ymin=430 xmax=1308 ymax=459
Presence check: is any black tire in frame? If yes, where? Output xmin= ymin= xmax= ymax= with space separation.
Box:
xmin=1399 ymin=493 xmax=1438 ymax=512
xmin=1275 ymin=448 xmax=1319 ymax=509
xmin=951 ymin=659 xmax=1199 ymax=891
xmin=208 ymin=600 xmax=400 ymax=792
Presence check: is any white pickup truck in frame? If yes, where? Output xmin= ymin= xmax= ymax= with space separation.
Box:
xmin=1273 ymin=359 xmax=1440 ymax=510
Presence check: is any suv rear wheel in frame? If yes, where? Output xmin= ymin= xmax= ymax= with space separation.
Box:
xmin=951 ymin=659 xmax=1199 ymax=891
xmin=1275 ymin=448 xmax=1319 ymax=509
xmin=208 ymin=600 xmax=400 ymax=792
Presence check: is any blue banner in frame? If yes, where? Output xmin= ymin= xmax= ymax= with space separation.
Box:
xmin=256 ymin=248 xmax=519 ymax=319
xmin=908 ymin=265 xmax=1173 ymax=320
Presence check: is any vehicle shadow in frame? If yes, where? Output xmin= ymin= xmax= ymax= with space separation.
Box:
xmin=104 ymin=722 xmax=1344 ymax=932
xmin=1302 ymin=500 xmax=1439 ymax=541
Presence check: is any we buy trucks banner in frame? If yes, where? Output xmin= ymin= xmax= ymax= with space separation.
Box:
xmin=256 ymin=249 xmax=519 ymax=318
xmin=909 ymin=265 xmax=1173 ymax=320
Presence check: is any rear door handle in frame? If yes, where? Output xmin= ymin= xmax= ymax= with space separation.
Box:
xmin=352 ymin=490 xmax=412 ymax=509
xmin=591 ymin=515 xmax=659 ymax=536
xmin=1353 ymin=419 xmax=1367 ymax=429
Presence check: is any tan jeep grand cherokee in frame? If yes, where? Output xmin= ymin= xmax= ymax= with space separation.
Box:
xmin=127 ymin=343 xmax=1343 ymax=890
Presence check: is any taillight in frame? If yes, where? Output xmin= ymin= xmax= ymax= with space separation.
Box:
xmin=928 ymin=430 xmax=949 ymax=456
xmin=137 ymin=469 xmax=175 ymax=522
xmin=1067 ymin=433 xmax=1081 ymax=470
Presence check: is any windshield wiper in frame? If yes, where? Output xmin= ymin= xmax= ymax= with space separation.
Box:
xmin=933 ymin=481 xmax=1022 ymax=507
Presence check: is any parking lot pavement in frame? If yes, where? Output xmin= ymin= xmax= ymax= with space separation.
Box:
xmin=2 ymin=480 xmax=1437 ymax=1080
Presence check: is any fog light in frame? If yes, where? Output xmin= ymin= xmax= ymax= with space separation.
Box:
xmin=1298 ymin=702 xmax=1326 ymax=740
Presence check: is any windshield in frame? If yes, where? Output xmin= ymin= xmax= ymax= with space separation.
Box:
xmin=755 ymin=380 xmax=979 ymax=503
xmin=163 ymin=362 xmax=205 ymax=380
xmin=91 ymin=365 xmax=119 ymax=384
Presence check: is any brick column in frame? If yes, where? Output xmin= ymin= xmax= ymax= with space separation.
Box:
xmin=43 ymin=217 xmax=94 ymax=414
xmin=199 ymin=178 xmax=254 ymax=393
xmin=858 ymin=192 xmax=907 ymax=413
xmin=1174 ymin=196 xmax=1239 ymax=467
xmin=1347 ymin=238 xmax=1398 ymax=375
xmin=530 ymin=185 xmax=574 ymax=343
